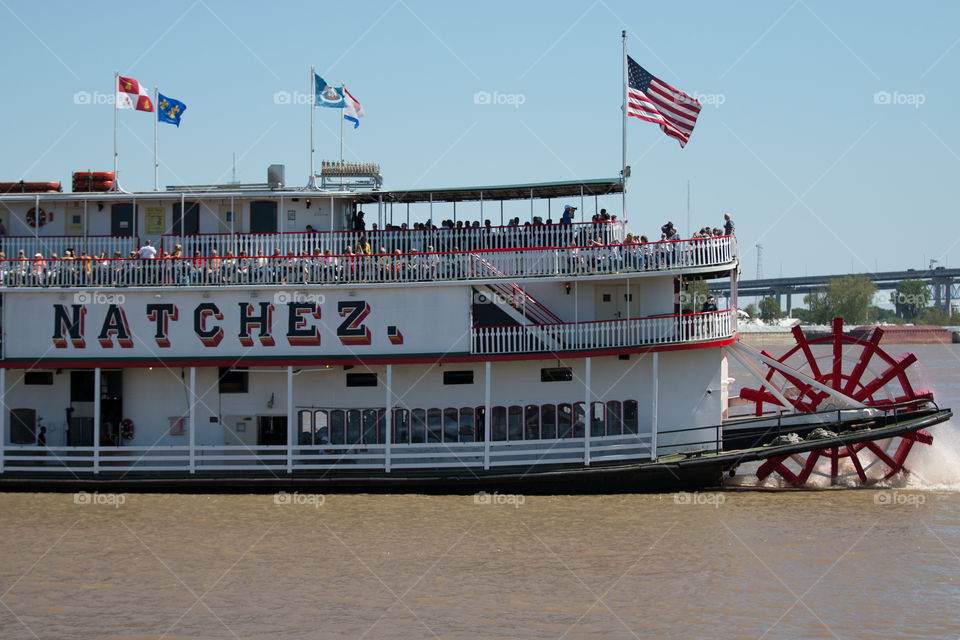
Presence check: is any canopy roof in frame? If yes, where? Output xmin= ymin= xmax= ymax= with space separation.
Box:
xmin=353 ymin=178 xmax=624 ymax=204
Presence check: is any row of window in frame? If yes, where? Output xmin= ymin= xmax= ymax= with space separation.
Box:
xmin=297 ymin=400 xmax=641 ymax=445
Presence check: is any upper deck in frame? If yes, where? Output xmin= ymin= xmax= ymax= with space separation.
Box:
xmin=0 ymin=231 xmax=736 ymax=288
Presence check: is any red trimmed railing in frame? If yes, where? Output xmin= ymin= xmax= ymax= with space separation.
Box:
xmin=0 ymin=236 xmax=736 ymax=288
xmin=470 ymin=309 xmax=737 ymax=355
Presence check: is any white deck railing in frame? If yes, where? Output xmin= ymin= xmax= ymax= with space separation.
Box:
xmin=471 ymin=309 xmax=737 ymax=355
xmin=0 ymin=236 xmax=736 ymax=288
xmin=0 ymin=432 xmax=653 ymax=474
xmin=162 ymin=220 xmax=627 ymax=257
xmin=0 ymin=235 xmax=139 ymax=261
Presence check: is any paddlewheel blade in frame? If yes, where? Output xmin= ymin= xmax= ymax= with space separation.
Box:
xmin=755 ymin=430 xmax=933 ymax=487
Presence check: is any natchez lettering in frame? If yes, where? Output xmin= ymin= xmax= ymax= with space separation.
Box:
xmin=51 ymin=300 xmax=375 ymax=349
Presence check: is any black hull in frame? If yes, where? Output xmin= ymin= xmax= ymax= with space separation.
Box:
xmin=0 ymin=409 xmax=949 ymax=494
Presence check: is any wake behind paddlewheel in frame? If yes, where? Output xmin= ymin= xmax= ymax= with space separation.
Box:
xmin=738 ymin=318 xmax=936 ymax=487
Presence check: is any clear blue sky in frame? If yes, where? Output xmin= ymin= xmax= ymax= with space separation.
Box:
xmin=1 ymin=1 xmax=958 ymax=278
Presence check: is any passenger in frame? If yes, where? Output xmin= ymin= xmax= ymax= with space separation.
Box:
xmin=138 ymin=239 xmax=157 ymax=259
xmin=561 ymin=205 xmax=576 ymax=224
xmin=723 ymin=213 xmax=734 ymax=235
xmin=702 ymin=295 xmax=718 ymax=312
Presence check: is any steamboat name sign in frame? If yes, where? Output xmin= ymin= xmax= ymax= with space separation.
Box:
xmin=2 ymin=289 xmax=469 ymax=362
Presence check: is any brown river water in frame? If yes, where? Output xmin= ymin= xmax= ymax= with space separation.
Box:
xmin=2 ymin=344 xmax=960 ymax=639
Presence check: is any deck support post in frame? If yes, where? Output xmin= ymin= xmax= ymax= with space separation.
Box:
xmin=385 ymin=364 xmax=392 ymax=473
xmin=651 ymin=353 xmax=658 ymax=460
xmin=189 ymin=367 xmax=196 ymax=473
xmin=584 ymin=357 xmax=591 ymax=466
xmin=484 ymin=361 xmax=491 ymax=470
xmin=0 ymin=368 xmax=5 ymax=473
xmin=287 ymin=366 xmax=294 ymax=474
xmin=93 ymin=368 xmax=101 ymax=474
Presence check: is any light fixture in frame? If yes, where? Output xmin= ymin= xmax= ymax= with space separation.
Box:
xmin=97 ymin=201 xmax=103 ymax=211
xmin=267 ymin=392 xmax=275 ymax=409
xmin=305 ymin=199 xmax=311 ymax=209
xmin=564 ymin=282 xmax=571 ymax=295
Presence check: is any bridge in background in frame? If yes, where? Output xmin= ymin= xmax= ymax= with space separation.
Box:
xmin=712 ymin=268 xmax=960 ymax=313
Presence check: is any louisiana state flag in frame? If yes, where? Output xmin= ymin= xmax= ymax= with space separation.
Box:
xmin=158 ymin=93 xmax=187 ymax=127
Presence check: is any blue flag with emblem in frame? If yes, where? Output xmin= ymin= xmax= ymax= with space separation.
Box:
xmin=314 ymin=73 xmax=345 ymax=108
xmin=157 ymin=93 xmax=187 ymax=127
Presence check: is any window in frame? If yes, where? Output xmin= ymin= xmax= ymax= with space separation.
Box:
xmin=624 ymin=400 xmax=639 ymax=434
xmin=346 ymin=410 xmax=361 ymax=444
xmin=606 ymin=401 xmax=622 ymax=436
xmin=10 ymin=408 xmax=37 ymax=444
xmin=427 ymin=408 xmax=443 ymax=443
xmin=70 ymin=371 xmax=95 ymax=402
xmin=298 ymin=409 xmax=313 ymax=445
xmin=574 ymin=402 xmax=586 ymax=438
xmin=330 ymin=410 xmax=345 ymax=444
xmin=459 ymin=407 xmax=475 ymax=442
xmin=540 ymin=404 xmax=557 ymax=440
xmin=443 ymin=370 xmax=474 ymax=385
xmin=173 ymin=201 xmax=199 ymax=235
xmin=411 ymin=409 xmax=426 ymax=443
xmin=492 ymin=406 xmax=507 ymax=441
xmin=558 ymin=403 xmax=574 ymax=439
xmin=314 ymin=410 xmax=329 ymax=444
xmin=473 ymin=406 xmax=485 ymax=442
xmin=443 ymin=408 xmax=459 ymax=442
xmin=362 ymin=409 xmax=379 ymax=444
xmin=393 ymin=408 xmax=409 ymax=444
xmin=24 ymin=372 xmax=53 ymax=385
xmin=591 ymin=402 xmax=605 ymax=437
xmin=541 ymin=367 xmax=573 ymax=382
xmin=346 ymin=373 xmax=377 ymax=387
xmin=508 ymin=406 xmax=523 ymax=441
xmin=218 ymin=368 xmax=248 ymax=393
xmin=524 ymin=404 xmax=540 ymax=440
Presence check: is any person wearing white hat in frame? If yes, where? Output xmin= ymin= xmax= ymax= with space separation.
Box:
xmin=561 ymin=204 xmax=576 ymax=224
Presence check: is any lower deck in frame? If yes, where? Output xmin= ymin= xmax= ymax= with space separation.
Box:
xmin=0 ymin=350 xmax=727 ymax=478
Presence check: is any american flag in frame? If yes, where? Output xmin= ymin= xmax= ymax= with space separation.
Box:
xmin=627 ymin=57 xmax=701 ymax=148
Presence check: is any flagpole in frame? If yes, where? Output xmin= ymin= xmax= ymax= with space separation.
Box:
xmin=621 ymin=30 xmax=628 ymax=223
xmin=339 ymin=83 xmax=344 ymax=164
xmin=154 ymin=86 xmax=159 ymax=191
xmin=113 ymin=70 xmax=119 ymax=192
xmin=308 ymin=66 xmax=316 ymax=189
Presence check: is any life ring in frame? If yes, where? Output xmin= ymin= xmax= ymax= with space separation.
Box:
xmin=72 ymin=171 xmax=115 ymax=181
xmin=25 ymin=207 xmax=52 ymax=227
xmin=120 ymin=418 xmax=135 ymax=441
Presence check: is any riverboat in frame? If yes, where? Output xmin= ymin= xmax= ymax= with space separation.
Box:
xmin=0 ymin=163 xmax=949 ymax=492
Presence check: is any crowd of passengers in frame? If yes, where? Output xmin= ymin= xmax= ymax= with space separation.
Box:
xmin=0 ymin=212 xmax=734 ymax=286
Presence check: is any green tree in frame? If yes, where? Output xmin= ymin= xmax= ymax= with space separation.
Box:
xmin=803 ymin=275 xmax=877 ymax=324
xmin=742 ymin=303 xmax=758 ymax=319
xmin=917 ymin=307 xmax=960 ymax=326
xmin=872 ymin=306 xmax=902 ymax=324
xmin=681 ymin=279 xmax=713 ymax=313
xmin=759 ymin=296 xmax=783 ymax=322
xmin=891 ymin=279 xmax=929 ymax=321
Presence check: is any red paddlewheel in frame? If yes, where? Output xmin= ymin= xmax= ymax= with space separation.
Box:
xmin=739 ymin=318 xmax=933 ymax=415
xmin=755 ymin=430 xmax=933 ymax=487
xmin=738 ymin=317 xmax=935 ymax=487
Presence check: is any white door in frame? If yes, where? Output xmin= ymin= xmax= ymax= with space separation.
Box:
xmin=596 ymin=286 xmax=631 ymax=320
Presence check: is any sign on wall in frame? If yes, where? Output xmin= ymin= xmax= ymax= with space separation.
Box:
xmin=3 ymin=288 xmax=470 ymax=362
xmin=144 ymin=207 xmax=165 ymax=235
